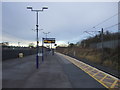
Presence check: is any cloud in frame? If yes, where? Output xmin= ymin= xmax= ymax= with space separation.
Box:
xmin=2 ymin=2 xmax=118 ymax=46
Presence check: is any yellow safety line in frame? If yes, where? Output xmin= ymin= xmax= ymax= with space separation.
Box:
xmin=85 ymin=69 xmax=94 ymax=73
xmin=81 ymin=66 xmax=118 ymax=88
xmin=69 ymin=61 xmax=110 ymax=88
xmin=97 ymin=74 xmax=106 ymax=79
xmin=111 ymin=80 xmax=119 ymax=88
xmin=92 ymin=71 xmax=100 ymax=77
xmin=101 ymin=80 xmax=114 ymax=85
xmin=88 ymin=72 xmax=109 ymax=88
xmin=59 ymin=53 xmax=109 ymax=88
xmin=87 ymin=69 xmax=95 ymax=73
xmin=102 ymin=79 xmax=116 ymax=84
xmin=56 ymin=53 xmax=119 ymax=88
xmin=83 ymin=67 xmax=90 ymax=70
xmin=105 ymin=77 xmax=117 ymax=81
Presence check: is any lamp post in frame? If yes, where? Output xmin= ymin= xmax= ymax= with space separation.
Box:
xmin=42 ymin=32 xmax=50 ymax=58
xmin=27 ymin=6 xmax=48 ymax=69
xmin=43 ymin=32 xmax=52 ymax=49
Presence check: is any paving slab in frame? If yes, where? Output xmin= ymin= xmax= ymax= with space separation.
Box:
xmin=2 ymin=52 xmax=106 ymax=88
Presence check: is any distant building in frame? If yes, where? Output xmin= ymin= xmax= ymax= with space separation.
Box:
xmin=1 ymin=42 xmax=9 ymax=46
xmin=0 ymin=43 xmax=2 ymax=46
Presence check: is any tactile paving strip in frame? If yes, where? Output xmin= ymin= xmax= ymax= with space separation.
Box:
xmin=56 ymin=52 xmax=120 ymax=88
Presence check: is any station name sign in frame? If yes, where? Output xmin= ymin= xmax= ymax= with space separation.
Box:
xmin=43 ymin=38 xmax=55 ymax=43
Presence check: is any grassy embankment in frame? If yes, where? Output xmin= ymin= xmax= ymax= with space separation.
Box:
xmin=56 ymin=47 xmax=119 ymax=71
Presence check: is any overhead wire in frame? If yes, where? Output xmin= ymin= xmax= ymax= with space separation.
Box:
xmin=81 ymin=12 xmax=119 ymax=44
xmin=104 ymin=23 xmax=120 ymax=30
xmin=93 ymin=12 xmax=120 ymax=28
xmin=83 ymin=12 xmax=119 ymax=33
xmin=82 ymin=12 xmax=119 ymax=38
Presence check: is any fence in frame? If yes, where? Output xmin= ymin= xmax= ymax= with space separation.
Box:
xmin=89 ymin=40 xmax=119 ymax=49
xmin=2 ymin=48 xmax=37 ymax=60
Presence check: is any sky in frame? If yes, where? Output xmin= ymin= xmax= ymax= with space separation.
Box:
xmin=1 ymin=1 xmax=119 ymax=46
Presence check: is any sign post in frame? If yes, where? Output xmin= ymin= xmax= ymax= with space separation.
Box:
xmin=42 ymin=38 xmax=44 ymax=62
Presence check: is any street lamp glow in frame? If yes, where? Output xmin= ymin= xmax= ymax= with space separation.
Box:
xmin=27 ymin=6 xmax=32 ymax=10
xmin=43 ymin=32 xmax=50 ymax=34
xmin=42 ymin=7 xmax=48 ymax=10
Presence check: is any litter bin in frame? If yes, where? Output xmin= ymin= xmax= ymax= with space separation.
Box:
xmin=19 ymin=53 xmax=23 ymax=58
